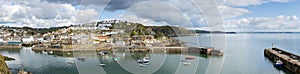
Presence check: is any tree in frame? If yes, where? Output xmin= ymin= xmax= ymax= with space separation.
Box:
xmin=155 ymin=32 xmax=165 ymax=39
xmin=130 ymin=31 xmax=138 ymax=37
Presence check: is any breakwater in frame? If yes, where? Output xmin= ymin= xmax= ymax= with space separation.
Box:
xmin=0 ymin=45 xmax=22 ymax=49
xmin=264 ymin=48 xmax=300 ymax=73
xmin=149 ymin=47 xmax=223 ymax=56
xmin=32 ymin=44 xmax=112 ymax=52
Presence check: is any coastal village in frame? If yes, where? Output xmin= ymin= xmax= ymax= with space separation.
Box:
xmin=0 ymin=19 xmax=222 ymax=54
xmin=0 ymin=19 xmax=223 ymax=74
xmin=0 ymin=19 xmax=164 ymax=51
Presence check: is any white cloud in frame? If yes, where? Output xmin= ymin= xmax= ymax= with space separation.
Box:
xmin=291 ymin=15 xmax=298 ymax=20
xmin=225 ymin=0 xmax=291 ymax=6
xmin=218 ymin=5 xmax=249 ymax=19
xmin=226 ymin=0 xmax=263 ymax=6
xmin=225 ymin=15 xmax=300 ymax=32
xmin=119 ymin=0 xmax=246 ymax=29
xmin=74 ymin=9 xmax=99 ymax=23
xmin=117 ymin=0 xmax=252 ymax=30
xmin=0 ymin=0 xmax=249 ymax=29
xmin=0 ymin=0 xmax=100 ymax=28
xmin=123 ymin=1 xmax=192 ymax=27
xmin=119 ymin=14 xmax=163 ymax=26
xmin=268 ymin=0 xmax=290 ymax=2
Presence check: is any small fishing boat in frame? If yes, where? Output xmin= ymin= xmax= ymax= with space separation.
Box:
xmin=164 ymin=50 xmax=167 ymax=53
xmin=183 ymin=62 xmax=191 ymax=66
xmin=42 ymin=51 xmax=48 ymax=55
xmin=18 ymin=64 xmax=32 ymax=74
xmin=99 ymin=63 xmax=106 ymax=67
xmin=77 ymin=57 xmax=86 ymax=61
xmin=67 ymin=61 xmax=74 ymax=64
xmin=48 ymin=51 xmax=53 ymax=54
xmin=112 ymin=57 xmax=120 ymax=61
xmin=98 ymin=51 xmax=109 ymax=55
xmin=185 ymin=56 xmax=195 ymax=60
xmin=137 ymin=57 xmax=150 ymax=63
xmin=140 ymin=64 xmax=148 ymax=67
xmin=18 ymin=70 xmax=31 ymax=74
xmin=143 ymin=63 xmax=150 ymax=65
xmin=274 ymin=60 xmax=283 ymax=68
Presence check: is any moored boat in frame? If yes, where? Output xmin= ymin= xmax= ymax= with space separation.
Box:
xmin=183 ymin=62 xmax=191 ymax=66
xmin=274 ymin=60 xmax=283 ymax=68
xmin=18 ymin=64 xmax=32 ymax=74
xmin=77 ymin=57 xmax=86 ymax=61
xmin=67 ymin=61 xmax=74 ymax=64
xmin=48 ymin=51 xmax=53 ymax=54
xmin=99 ymin=63 xmax=106 ymax=67
xmin=98 ymin=51 xmax=109 ymax=55
xmin=137 ymin=57 xmax=150 ymax=63
xmin=185 ymin=56 xmax=195 ymax=60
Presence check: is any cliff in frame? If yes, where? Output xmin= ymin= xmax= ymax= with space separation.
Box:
xmin=0 ymin=54 xmax=11 ymax=74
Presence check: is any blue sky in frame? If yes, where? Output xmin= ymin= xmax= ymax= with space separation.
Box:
xmin=235 ymin=0 xmax=300 ymax=19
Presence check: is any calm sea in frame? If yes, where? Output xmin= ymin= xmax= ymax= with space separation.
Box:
xmin=1 ymin=33 xmax=299 ymax=74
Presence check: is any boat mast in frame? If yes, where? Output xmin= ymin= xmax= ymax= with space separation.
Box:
xmin=19 ymin=64 xmax=25 ymax=74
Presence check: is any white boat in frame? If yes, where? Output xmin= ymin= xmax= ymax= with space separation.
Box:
xmin=99 ymin=64 xmax=106 ymax=67
xmin=48 ymin=51 xmax=53 ymax=54
xmin=137 ymin=57 xmax=150 ymax=63
xmin=111 ymin=56 xmax=120 ymax=61
xmin=185 ymin=56 xmax=195 ymax=60
xmin=183 ymin=62 xmax=191 ymax=66
xmin=42 ymin=51 xmax=48 ymax=55
xmin=143 ymin=63 xmax=150 ymax=65
xmin=274 ymin=60 xmax=283 ymax=67
xmin=18 ymin=64 xmax=31 ymax=74
xmin=98 ymin=51 xmax=109 ymax=55
xmin=67 ymin=61 xmax=74 ymax=64
xmin=140 ymin=64 xmax=147 ymax=67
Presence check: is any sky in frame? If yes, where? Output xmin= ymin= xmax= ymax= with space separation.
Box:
xmin=0 ymin=0 xmax=299 ymax=32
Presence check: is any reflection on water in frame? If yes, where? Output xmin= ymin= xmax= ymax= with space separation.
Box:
xmin=1 ymin=34 xmax=299 ymax=74
xmin=0 ymin=47 xmax=209 ymax=74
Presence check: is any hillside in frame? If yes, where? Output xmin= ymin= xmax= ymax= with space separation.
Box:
xmin=193 ymin=30 xmax=236 ymax=34
xmin=112 ymin=22 xmax=194 ymax=37
xmin=1 ymin=21 xmax=194 ymax=37
xmin=147 ymin=25 xmax=194 ymax=37
xmin=0 ymin=26 xmax=69 ymax=35
xmin=0 ymin=54 xmax=11 ymax=74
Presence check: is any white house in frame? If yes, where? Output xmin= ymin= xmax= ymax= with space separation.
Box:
xmin=71 ymin=23 xmax=97 ymax=30
xmin=97 ymin=24 xmax=111 ymax=30
xmin=22 ymin=36 xmax=34 ymax=44
xmin=115 ymin=40 xmax=126 ymax=46
xmin=0 ymin=38 xmax=3 ymax=43
xmin=37 ymin=38 xmax=44 ymax=42
xmin=101 ymin=19 xmax=120 ymax=24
